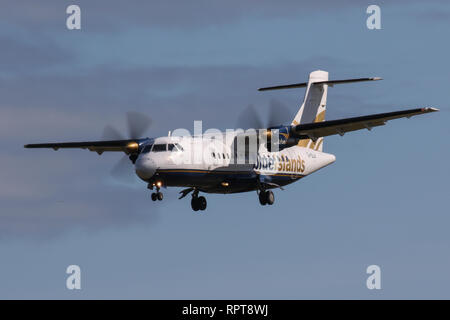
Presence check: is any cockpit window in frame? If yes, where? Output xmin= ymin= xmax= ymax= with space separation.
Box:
xmin=141 ymin=144 xmax=153 ymax=154
xmin=168 ymin=143 xmax=183 ymax=152
xmin=152 ymin=144 xmax=167 ymax=152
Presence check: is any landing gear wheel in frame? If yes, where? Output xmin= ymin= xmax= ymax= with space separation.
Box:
xmin=259 ymin=190 xmax=274 ymax=206
xmin=259 ymin=191 xmax=267 ymax=206
xmin=265 ymin=190 xmax=274 ymax=205
xmin=259 ymin=191 xmax=267 ymax=205
xmin=191 ymin=195 xmax=207 ymax=211
xmin=198 ymin=196 xmax=207 ymax=211
xmin=151 ymin=192 xmax=163 ymax=201
xmin=191 ymin=197 xmax=200 ymax=211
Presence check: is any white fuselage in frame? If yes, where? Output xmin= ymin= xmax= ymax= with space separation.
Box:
xmin=135 ymin=134 xmax=335 ymax=194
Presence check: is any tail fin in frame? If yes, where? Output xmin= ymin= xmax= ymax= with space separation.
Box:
xmin=292 ymin=70 xmax=329 ymax=151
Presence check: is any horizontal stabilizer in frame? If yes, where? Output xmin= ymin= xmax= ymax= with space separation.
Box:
xmin=258 ymin=77 xmax=382 ymax=91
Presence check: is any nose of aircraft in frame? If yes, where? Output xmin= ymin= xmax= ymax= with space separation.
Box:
xmin=135 ymin=156 xmax=156 ymax=180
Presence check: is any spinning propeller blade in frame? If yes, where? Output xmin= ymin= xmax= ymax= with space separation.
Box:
xmin=126 ymin=111 xmax=152 ymax=139
xmin=236 ymin=99 xmax=292 ymax=130
xmin=104 ymin=112 xmax=152 ymax=184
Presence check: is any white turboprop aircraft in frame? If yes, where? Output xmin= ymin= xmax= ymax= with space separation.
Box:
xmin=25 ymin=70 xmax=438 ymax=211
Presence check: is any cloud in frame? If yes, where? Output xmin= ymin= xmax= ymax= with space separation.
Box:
xmin=0 ymin=56 xmax=353 ymax=131
xmin=0 ymin=148 xmax=163 ymax=240
xmin=416 ymin=10 xmax=450 ymax=22
xmin=0 ymin=1 xmax=343 ymax=30
xmin=0 ymin=0 xmax=429 ymax=32
xmin=0 ymin=33 xmax=74 ymax=76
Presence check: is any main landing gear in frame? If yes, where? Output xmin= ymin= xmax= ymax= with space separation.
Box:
xmin=178 ymin=188 xmax=207 ymax=212
xmin=191 ymin=190 xmax=207 ymax=211
xmin=259 ymin=190 xmax=275 ymax=206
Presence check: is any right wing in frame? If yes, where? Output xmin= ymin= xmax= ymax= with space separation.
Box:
xmin=291 ymin=107 xmax=438 ymax=140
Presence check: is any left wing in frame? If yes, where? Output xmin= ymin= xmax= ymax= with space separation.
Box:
xmin=291 ymin=107 xmax=438 ymax=140
xmin=24 ymin=139 xmax=145 ymax=155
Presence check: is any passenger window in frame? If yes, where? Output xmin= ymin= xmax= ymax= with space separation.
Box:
xmin=222 ymin=153 xmax=225 ymax=159
xmin=212 ymin=152 xmax=216 ymax=158
xmin=152 ymin=144 xmax=167 ymax=152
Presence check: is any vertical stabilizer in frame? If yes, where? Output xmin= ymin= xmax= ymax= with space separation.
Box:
xmin=292 ymin=70 xmax=328 ymax=151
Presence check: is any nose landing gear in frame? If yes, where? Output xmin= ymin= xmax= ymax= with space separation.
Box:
xmin=151 ymin=191 xmax=163 ymax=201
xmin=149 ymin=182 xmax=163 ymax=201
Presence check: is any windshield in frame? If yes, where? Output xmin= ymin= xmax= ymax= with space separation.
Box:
xmin=168 ymin=143 xmax=184 ymax=152
xmin=152 ymin=144 xmax=167 ymax=152
xmin=141 ymin=144 xmax=153 ymax=154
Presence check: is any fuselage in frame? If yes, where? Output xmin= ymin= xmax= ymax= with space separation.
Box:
xmin=135 ymin=134 xmax=336 ymax=194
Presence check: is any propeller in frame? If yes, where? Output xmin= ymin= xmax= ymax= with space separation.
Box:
xmin=102 ymin=111 xmax=152 ymax=184
xmin=236 ymin=99 xmax=292 ymax=130
xmin=236 ymin=99 xmax=293 ymax=152
xmin=236 ymin=104 xmax=263 ymax=131
xmin=267 ymin=99 xmax=293 ymax=128
xmin=126 ymin=111 xmax=152 ymax=139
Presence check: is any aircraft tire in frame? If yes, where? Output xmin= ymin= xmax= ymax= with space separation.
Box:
xmin=198 ymin=196 xmax=207 ymax=211
xmin=259 ymin=191 xmax=267 ymax=205
xmin=266 ymin=191 xmax=274 ymax=205
xmin=191 ymin=197 xmax=200 ymax=211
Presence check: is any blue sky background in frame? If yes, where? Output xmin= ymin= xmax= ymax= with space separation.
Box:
xmin=0 ymin=0 xmax=449 ymax=299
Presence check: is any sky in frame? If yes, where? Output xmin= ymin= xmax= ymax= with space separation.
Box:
xmin=0 ymin=0 xmax=449 ymax=299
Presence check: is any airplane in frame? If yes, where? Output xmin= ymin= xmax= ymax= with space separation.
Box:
xmin=25 ymin=70 xmax=438 ymax=211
